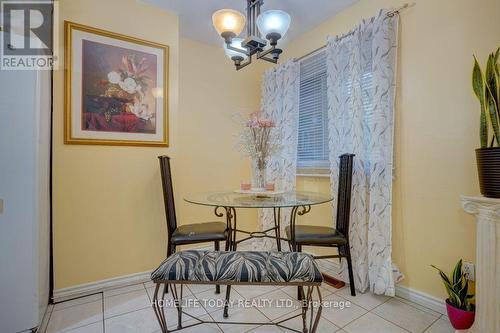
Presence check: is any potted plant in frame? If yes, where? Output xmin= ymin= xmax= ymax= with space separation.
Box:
xmin=473 ymin=47 xmax=500 ymax=198
xmin=431 ymin=260 xmax=475 ymax=330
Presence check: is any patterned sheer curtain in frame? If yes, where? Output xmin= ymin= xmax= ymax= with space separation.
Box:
xmin=326 ymin=10 xmax=402 ymax=296
xmin=253 ymin=60 xmax=300 ymax=250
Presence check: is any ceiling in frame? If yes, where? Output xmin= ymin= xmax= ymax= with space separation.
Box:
xmin=143 ymin=0 xmax=358 ymax=46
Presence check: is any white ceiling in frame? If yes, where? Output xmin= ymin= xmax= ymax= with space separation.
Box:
xmin=143 ymin=0 xmax=358 ymax=46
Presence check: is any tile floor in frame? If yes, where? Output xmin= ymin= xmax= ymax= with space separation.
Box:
xmin=40 ymin=281 xmax=456 ymax=333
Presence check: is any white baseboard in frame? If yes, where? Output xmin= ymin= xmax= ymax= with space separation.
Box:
xmin=53 ymin=270 xmax=151 ymax=303
xmin=395 ymin=285 xmax=446 ymax=315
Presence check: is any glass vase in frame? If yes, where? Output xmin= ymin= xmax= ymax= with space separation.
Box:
xmin=252 ymin=158 xmax=267 ymax=191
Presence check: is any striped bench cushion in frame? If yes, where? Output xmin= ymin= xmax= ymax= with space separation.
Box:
xmin=151 ymin=250 xmax=323 ymax=285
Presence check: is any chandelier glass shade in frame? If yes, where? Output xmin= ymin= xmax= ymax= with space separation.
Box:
xmin=256 ymin=10 xmax=291 ymax=40
xmin=212 ymin=0 xmax=290 ymax=70
xmin=212 ymin=9 xmax=246 ymax=37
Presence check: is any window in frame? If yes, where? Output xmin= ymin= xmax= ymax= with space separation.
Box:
xmin=297 ymin=50 xmax=329 ymax=171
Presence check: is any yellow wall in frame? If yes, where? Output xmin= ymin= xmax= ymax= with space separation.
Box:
xmin=53 ymin=1 xmax=262 ymax=289
xmin=287 ymin=0 xmax=499 ymax=298
xmin=175 ymin=38 xmax=262 ymax=246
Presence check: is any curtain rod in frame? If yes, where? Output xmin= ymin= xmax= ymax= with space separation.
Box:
xmin=295 ymin=2 xmax=415 ymax=62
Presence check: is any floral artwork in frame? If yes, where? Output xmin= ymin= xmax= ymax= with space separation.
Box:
xmin=65 ymin=22 xmax=169 ymax=146
xmin=82 ymin=41 xmax=157 ymax=134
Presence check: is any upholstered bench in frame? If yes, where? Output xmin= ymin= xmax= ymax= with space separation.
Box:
xmin=151 ymin=250 xmax=323 ymax=333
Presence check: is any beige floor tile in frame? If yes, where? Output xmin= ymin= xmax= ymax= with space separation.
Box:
xmin=232 ymin=285 xmax=279 ymax=299
xmin=372 ymin=298 xmax=439 ymax=333
xmin=343 ymin=312 xmax=408 ymax=333
xmin=104 ymin=289 xmax=151 ymax=319
xmin=195 ymin=286 xmax=244 ymax=313
xmin=423 ymin=318 xmax=456 ymax=333
xmin=252 ymin=288 xmax=301 ymax=320
xmin=321 ymin=283 xmax=347 ymax=296
xmin=188 ymin=283 xmax=216 ymax=295
xmin=395 ymin=297 xmax=443 ymax=317
xmin=46 ymin=300 xmax=103 ymax=333
xmin=63 ymin=322 xmax=103 ymax=333
xmin=335 ymin=288 xmax=390 ymax=310
xmin=247 ymin=325 xmax=285 ymax=332
xmin=105 ymin=307 xmax=159 ymax=333
xmin=173 ymin=320 xmax=222 ymax=333
xmin=211 ymin=306 xmax=270 ymax=333
xmin=320 ymin=293 xmax=367 ymax=328
xmin=53 ymin=294 xmax=102 ymax=312
xmin=275 ymin=309 xmax=340 ymax=333
xmin=150 ymin=300 xmax=210 ymax=331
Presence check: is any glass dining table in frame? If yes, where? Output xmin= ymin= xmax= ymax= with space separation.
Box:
xmin=184 ymin=191 xmax=333 ymax=252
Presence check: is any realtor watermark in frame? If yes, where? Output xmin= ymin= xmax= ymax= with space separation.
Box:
xmin=1 ymin=0 xmax=58 ymax=70
xmin=152 ymin=298 xmax=352 ymax=311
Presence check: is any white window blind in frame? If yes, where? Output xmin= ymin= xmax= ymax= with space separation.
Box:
xmin=297 ymin=50 xmax=329 ymax=169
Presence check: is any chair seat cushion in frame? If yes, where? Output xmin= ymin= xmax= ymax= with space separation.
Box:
xmin=285 ymin=225 xmax=347 ymax=245
xmin=171 ymin=222 xmax=227 ymax=244
xmin=151 ymin=250 xmax=323 ymax=285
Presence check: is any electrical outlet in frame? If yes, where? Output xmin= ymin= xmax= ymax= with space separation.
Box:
xmin=463 ymin=262 xmax=475 ymax=281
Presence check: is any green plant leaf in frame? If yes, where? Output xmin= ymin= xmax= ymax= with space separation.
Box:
xmin=486 ymin=85 xmax=500 ymax=146
xmin=452 ymin=260 xmax=463 ymax=284
xmin=473 ymin=57 xmax=488 ymax=148
xmin=487 ymin=53 xmax=499 ymax=110
xmin=431 ymin=265 xmax=452 ymax=284
xmin=495 ymin=47 xmax=500 ymax=77
xmin=459 ymin=277 xmax=469 ymax=302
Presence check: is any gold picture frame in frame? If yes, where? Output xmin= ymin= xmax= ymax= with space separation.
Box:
xmin=64 ymin=21 xmax=169 ymax=147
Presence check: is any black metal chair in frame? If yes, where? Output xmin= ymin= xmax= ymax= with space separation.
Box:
xmin=158 ymin=156 xmax=230 ymax=294
xmin=285 ymin=153 xmax=356 ymax=296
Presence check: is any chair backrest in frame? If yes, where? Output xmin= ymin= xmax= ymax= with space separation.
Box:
xmin=158 ymin=156 xmax=177 ymax=235
xmin=335 ymin=154 xmax=355 ymax=239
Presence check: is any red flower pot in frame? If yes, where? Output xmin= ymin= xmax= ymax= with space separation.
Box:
xmin=446 ymin=299 xmax=475 ymax=330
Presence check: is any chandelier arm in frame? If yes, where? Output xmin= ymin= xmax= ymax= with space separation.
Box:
xmin=257 ymin=56 xmax=278 ymax=64
xmin=256 ymin=45 xmax=276 ymax=59
xmin=236 ymin=56 xmax=252 ymax=70
xmin=226 ymin=44 xmax=251 ymax=56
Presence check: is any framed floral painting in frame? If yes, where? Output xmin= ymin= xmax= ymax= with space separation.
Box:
xmin=64 ymin=21 xmax=169 ymax=146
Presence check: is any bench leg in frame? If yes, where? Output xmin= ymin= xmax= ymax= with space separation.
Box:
xmin=215 ymin=241 xmax=221 ymax=294
xmin=298 ymin=286 xmax=323 ymax=333
xmin=310 ymin=286 xmax=323 ymax=333
xmin=171 ymin=283 xmax=183 ymax=329
xmin=152 ymin=283 xmax=169 ymax=333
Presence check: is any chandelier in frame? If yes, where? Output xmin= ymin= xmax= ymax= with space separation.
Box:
xmin=212 ymin=0 xmax=291 ymax=70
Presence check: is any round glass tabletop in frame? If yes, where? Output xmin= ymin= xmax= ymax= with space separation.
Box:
xmin=184 ymin=191 xmax=333 ymax=209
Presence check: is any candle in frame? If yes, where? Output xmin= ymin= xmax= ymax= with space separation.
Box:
xmin=241 ymin=181 xmax=251 ymax=191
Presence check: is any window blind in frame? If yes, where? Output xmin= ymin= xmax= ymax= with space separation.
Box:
xmin=297 ymin=50 xmax=329 ymax=169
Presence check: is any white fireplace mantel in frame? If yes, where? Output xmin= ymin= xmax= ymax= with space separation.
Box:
xmin=461 ymin=195 xmax=500 ymax=333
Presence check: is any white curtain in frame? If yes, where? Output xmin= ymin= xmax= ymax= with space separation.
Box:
xmin=326 ymin=10 xmax=401 ymax=296
xmin=254 ymin=60 xmax=300 ymax=250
